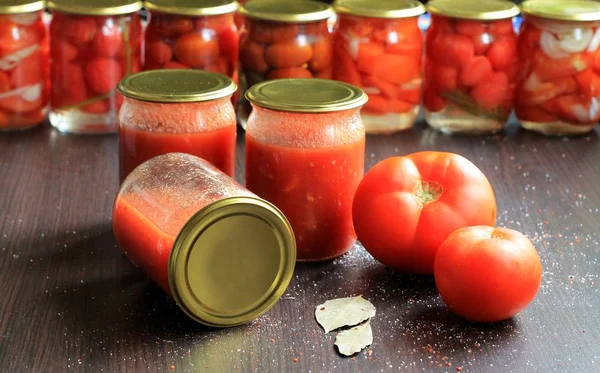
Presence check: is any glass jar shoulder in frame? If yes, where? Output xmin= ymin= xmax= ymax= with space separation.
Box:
xmin=246 ymin=106 xmax=365 ymax=148
xmin=118 ymin=97 xmax=236 ymax=133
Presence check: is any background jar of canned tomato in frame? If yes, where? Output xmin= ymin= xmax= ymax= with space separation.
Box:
xmin=423 ymin=0 xmax=520 ymax=135
xmin=48 ymin=0 xmax=143 ymax=134
xmin=516 ymin=0 xmax=600 ymax=136
xmin=332 ymin=0 xmax=425 ymax=134
xmin=237 ymin=0 xmax=334 ymax=127
xmin=144 ymin=0 xmax=240 ymax=104
xmin=0 ymin=0 xmax=48 ymax=132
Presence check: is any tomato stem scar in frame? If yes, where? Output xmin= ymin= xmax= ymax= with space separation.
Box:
xmin=490 ymin=230 xmax=505 ymax=239
xmin=413 ymin=180 xmax=443 ymax=206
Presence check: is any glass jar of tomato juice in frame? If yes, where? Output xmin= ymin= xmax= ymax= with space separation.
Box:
xmin=117 ymin=69 xmax=237 ymax=182
xmin=237 ymin=0 xmax=334 ymax=128
xmin=113 ymin=153 xmax=296 ymax=326
xmin=144 ymin=0 xmax=240 ymax=104
xmin=0 ymin=0 xmax=48 ymax=131
xmin=245 ymin=79 xmax=367 ymax=261
xmin=424 ymin=0 xmax=520 ymax=134
xmin=332 ymin=0 xmax=425 ymax=134
xmin=48 ymin=0 xmax=143 ymax=134
xmin=516 ymin=0 xmax=600 ymax=136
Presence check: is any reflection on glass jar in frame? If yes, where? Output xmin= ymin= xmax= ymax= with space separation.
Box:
xmin=117 ymin=69 xmax=238 ymax=182
xmin=237 ymin=0 xmax=334 ymax=128
xmin=424 ymin=0 xmax=520 ymax=135
xmin=245 ymin=79 xmax=367 ymax=261
xmin=113 ymin=152 xmax=296 ymax=326
xmin=144 ymin=0 xmax=240 ymax=104
xmin=516 ymin=0 xmax=600 ymax=136
xmin=48 ymin=0 xmax=143 ymax=134
xmin=0 ymin=1 xmax=48 ymax=132
xmin=333 ymin=0 xmax=425 ymax=134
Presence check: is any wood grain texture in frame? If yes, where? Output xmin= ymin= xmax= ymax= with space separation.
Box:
xmin=1 ymin=123 xmax=599 ymax=373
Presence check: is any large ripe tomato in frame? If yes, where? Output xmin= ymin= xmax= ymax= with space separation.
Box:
xmin=434 ymin=226 xmax=542 ymax=322
xmin=352 ymin=151 xmax=496 ymax=274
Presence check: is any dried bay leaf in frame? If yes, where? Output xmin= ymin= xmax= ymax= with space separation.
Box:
xmin=315 ymin=295 xmax=376 ymax=333
xmin=335 ymin=320 xmax=373 ymax=356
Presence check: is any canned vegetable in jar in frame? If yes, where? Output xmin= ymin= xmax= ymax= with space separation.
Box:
xmin=117 ymin=69 xmax=238 ymax=182
xmin=144 ymin=0 xmax=241 ymax=104
xmin=0 ymin=0 xmax=48 ymax=131
xmin=238 ymin=0 xmax=334 ymax=127
xmin=424 ymin=0 xmax=520 ymax=134
xmin=516 ymin=0 xmax=600 ymax=136
xmin=245 ymin=79 xmax=367 ymax=261
xmin=113 ymin=153 xmax=296 ymax=327
xmin=48 ymin=0 xmax=143 ymax=134
xmin=332 ymin=0 xmax=425 ymax=134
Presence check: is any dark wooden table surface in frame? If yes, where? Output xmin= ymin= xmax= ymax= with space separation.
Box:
xmin=1 ymin=121 xmax=599 ymax=373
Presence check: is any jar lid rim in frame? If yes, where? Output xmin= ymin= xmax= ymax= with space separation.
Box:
xmin=144 ymin=0 xmax=239 ymax=16
xmin=239 ymin=0 xmax=333 ymax=23
xmin=246 ymin=79 xmax=368 ymax=113
xmin=117 ymin=70 xmax=237 ymax=103
xmin=333 ymin=0 xmax=425 ymax=19
xmin=169 ymin=195 xmax=297 ymax=327
xmin=426 ymin=0 xmax=520 ymax=20
xmin=47 ymin=0 xmax=143 ymax=15
xmin=0 ymin=0 xmax=45 ymax=14
xmin=521 ymin=0 xmax=600 ymax=22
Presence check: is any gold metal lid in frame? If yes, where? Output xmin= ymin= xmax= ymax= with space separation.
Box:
xmin=0 ymin=0 xmax=45 ymax=14
xmin=334 ymin=0 xmax=425 ymax=19
xmin=240 ymin=0 xmax=333 ymax=23
xmin=117 ymin=69 xmax=237 ymax=103
xmin=47 ymin=0 xmax=143 ymax=15
xmin=426 ymin=0 xmax=520 ymax=20
xmin=145 ymin=0 xmax=239 ymax=16
xmin=521 ymin=0 xmax=600 ymax=22
xmin=246 ymin=79 xmax=368 ymax=113
xmin=169 ymin=196 xmax=296 ymax=327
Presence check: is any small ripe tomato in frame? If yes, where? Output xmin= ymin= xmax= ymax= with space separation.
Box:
xmin=352 ymin=152 xmax=497 ymax=274
xmin=434 ymin=226 xmax=542 ymax=322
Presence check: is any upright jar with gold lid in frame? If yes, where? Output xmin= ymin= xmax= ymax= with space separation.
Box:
xmin=245 ymin=79 xmax=367 ymax=261
xmin=515 ymin=0 xmax=600 ymax=136
xmin=113 ymin=152 xmax=296 ymax=326
xmin=48 ymin=0 xmax=143 ymax=134
xmin=332 ymin=0 xmax=425 ymax=134
xmin=0 ymin=0 xmax=48 ymax=132
xmin=423 ymin=0 xmax=520 ymax=134
xmin=144 ymin=0 xmax=240 ymax=104
xmin=117 ymin=69 xmax=238 ymax=182
xmin=237 ymin=0 xmax=334 ymax=126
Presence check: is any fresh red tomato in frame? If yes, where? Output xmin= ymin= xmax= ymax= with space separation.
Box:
xmin=352 ymin=152 xmax=497 ymax=274
xmin=434 ymin=226 xmax=542 ymax=322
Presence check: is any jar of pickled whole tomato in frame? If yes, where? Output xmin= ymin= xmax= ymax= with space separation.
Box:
xmin=48 ymin=0 xmax=143 ymax=134
xmin=332 ymin=0 xmax=425 ymax=134
xmin=117 ymin=69 xmax=237 ymax=182
xmin=113 ymin=153 xmax=296 ymax=326
xmin=237 ymin=0 xmax=334 ymax=127
xmin=423 ymin=0 xmax=520 ymax=134
xmin=0 ymin=0 xmax=48 ymax=132
xmin=516 ymin=0 xmax=600 ymax=136
xmin=245 ymin=79 xmax=367 ymax=261
xmin=144 ymin=0 xmax=241 ymax=104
